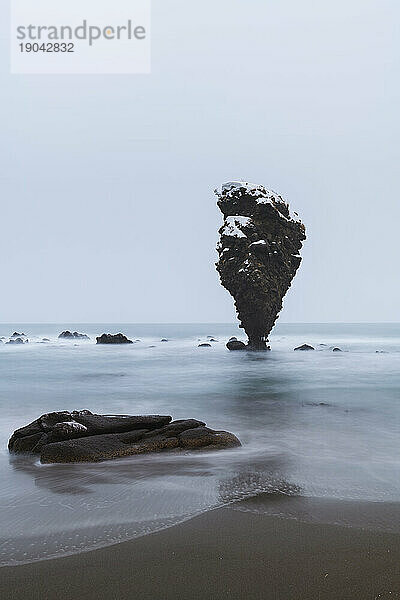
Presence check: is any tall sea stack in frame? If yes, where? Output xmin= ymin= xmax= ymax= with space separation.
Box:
xmin=216 ymin=181 xmax=306 ymax=350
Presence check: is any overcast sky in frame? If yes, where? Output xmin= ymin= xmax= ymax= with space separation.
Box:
xmin=1 ymin=0 xmax=399 ymax=323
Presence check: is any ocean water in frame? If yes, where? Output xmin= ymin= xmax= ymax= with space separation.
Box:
xmin=1 ymin=322 xmax=400 ymax=565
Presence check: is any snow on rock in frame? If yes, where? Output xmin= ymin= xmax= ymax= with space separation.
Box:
xmin=221 ymin=215 xmax=252 ymax=238
xmin=53 ymin=421 xmax=88 ymax=432
xmin=219 ymin=180 xmax=301 ymax=223
xmin=250 ymin=239 xmax=267 ymax=246
xmin=221 ymin=181 xmax=266 ymax=194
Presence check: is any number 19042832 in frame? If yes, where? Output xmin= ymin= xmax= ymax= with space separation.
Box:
xmin=19 ymin=43 xmax=74 ymax=52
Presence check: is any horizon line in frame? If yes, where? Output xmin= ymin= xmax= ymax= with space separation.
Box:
xmin=1 ymin=321 xmax=400 ymax=326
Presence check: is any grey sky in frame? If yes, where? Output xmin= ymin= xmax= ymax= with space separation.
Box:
xmin=1 ymin=0 xmax=399 ymax=323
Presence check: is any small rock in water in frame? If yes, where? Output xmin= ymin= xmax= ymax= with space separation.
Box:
xmin=96 ymin=333 xmax=133 ymax=345
xmin=294 ymin=344 xmax=315 ymax=351
xmin=198 ymin=343 xmax=211 ymax=347
xmin=8 ymin=411 xmax=241 ymax=463
xmin=42 ymin=338 xmax=50 ymax=342
xmin=332 ymin=347 xmax=342 ymax=352
xmin=208 ymin=338 xmax=218 ymax=342
xmin=73 ymin=331 xmax=90 ymax=339
xmin=6 ymin=337 xmax=26 ymax=345
xmin=227 ymin=340 xmax=247 ymax=351
xmin=59 ymin=331 xmax=89 ymax=340
xmin=160 ymin=338 xmax=169 ymax=342
xmin=11 ymin=332 xmax=25 ymax=337
xmin=228 ymin=337 xmax=238 ymax=342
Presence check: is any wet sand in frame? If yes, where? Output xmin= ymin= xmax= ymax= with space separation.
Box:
xmin=2 ymin=502 xmax=400 ymax=600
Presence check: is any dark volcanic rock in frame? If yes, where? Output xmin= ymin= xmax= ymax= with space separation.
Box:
xmin=96 ymin=333 xmax=133 ymax=345
xmin=198 ymin=343 xmax=211 ymax=347
xmin=8 ymin=410 xmax=169 ymax=450
xmin=332 ymin=347 xmax=342 ymax=352
xmin=178 ymin=426 xmax=239 ymax=449
xmin=294 ymin=344 xmax=315 ymax=351
xmin=11 ymin=332 xmax=25 ymax=337
xmin=226 ymin=340 xmax=246 ymax=351
xmin=9 ymin=412 xmax=241 ymax=463
xmin=215 ymin=181 xmax=306 ymax=350
xmin=40 ymin=430 xmax=150 ymax=463
xmin=66 ymin=413 xmax=171 ymax=435
xmin=59 ymin=331 xmax=89 ymax=340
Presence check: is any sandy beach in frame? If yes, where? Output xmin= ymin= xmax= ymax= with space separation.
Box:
xmin=2 ymin=500 xmax=400 ymax=600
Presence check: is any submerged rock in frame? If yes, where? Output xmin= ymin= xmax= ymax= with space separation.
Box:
xmin=216 ymin=181 xmax=306 ymax=350
xmin=198 ymin=343 xmax=211 ymax=347
xmin=59 ymin=331 xmax=90 ymax=340
xmin=73 ymin=331 xmax=89 ymax=339
xmin=294 ymin=344 xmax=315 ymax=351
xmin=6 ymin=337 xmax=27 ymax=345
xmin=96 ymin=333 xmax=133 ymax=345
xmin=226 ymin=340 xmax=247 ymax=351
xmin=9 ymin=411 xmax=241 ymax=463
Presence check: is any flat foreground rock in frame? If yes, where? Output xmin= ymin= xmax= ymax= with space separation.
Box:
xmin=9 ymin=411 xmax=241 ymax=463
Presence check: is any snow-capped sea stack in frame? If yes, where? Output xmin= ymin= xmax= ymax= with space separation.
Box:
xmin=216 ymin=181 xmax=306 ymax=350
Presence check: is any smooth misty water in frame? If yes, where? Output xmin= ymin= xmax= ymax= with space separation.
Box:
xmin=1 ymin=322 xmax=400 ymax=565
